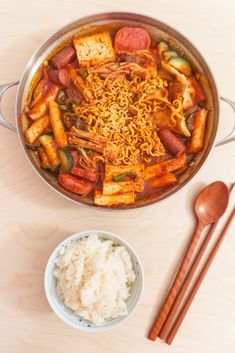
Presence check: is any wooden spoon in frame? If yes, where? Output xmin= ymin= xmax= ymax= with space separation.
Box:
xmin=148 ymin=181 xmax=229 ymax=341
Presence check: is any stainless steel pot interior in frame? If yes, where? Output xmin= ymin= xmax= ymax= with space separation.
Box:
xmin=16 ymin=12 xmax=219 ymax=210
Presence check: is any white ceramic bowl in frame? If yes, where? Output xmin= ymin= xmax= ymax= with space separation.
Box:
xmin=44 ymin=230 xmax=144 ymax=332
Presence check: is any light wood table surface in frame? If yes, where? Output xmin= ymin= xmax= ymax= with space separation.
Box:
xmin=0 ymin=1 xmax=235 ymax=352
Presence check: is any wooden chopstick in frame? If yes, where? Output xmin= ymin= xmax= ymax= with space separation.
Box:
xmin=159 ymin=183 xmax=234 ymax=339
xmin=148 ymin=221 xmax=205 ymax=341
xmin=165 ymin=204 xmax=235 ymax=345
xmin=159 ymin=222 xmax=218 ymax=339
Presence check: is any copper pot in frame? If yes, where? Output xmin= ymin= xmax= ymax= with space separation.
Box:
xmin=0 ymin=12 xmax=234 ymax=209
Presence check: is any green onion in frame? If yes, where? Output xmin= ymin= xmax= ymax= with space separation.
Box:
xmin=112 ymin=172 xmax=137 ymax=182
xmin=85 ymin=149 xmax=92 ymax=156
xmin=75 ymin=117 xmax=81 ymax=129
xmin=113 ymin=175 xmax=123 ymax=182
xmin=78 ymin=68 xmax=88 ymax=78
xmin=64 ymin=98 xmax=75 ymax=105
xmin=60 ymin=104 xmax=68 ymax=111
xmin=57 ymin=90 xmax=66 ymax=102
xmin=62 ymin=112 xmax=80 ymax=119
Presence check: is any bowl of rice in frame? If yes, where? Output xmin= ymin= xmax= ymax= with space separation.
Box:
xmin=44 ymin=230 xmax=144 ymax=331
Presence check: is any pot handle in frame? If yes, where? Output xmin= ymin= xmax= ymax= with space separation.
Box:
xmin=0 ymin=81 xmax=19 ymax=133
xmin=215 ymin=96 xmax=235 ymax=147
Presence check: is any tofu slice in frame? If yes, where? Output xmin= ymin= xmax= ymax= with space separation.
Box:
xmin=73 ymin=32 xmax=115 ymax=68
xmin=105 ymin=164 xmax=144 ymax=192
xmin=103 ymin=180 xmax=136 ymax=195
xmin=94 ymin=191 xmax=134 ymax=207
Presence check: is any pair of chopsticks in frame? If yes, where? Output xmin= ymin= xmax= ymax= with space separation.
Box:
xmin=148 ymin=183 xmax=235 ymax=344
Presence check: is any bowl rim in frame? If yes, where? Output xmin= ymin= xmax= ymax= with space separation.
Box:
xmin=44 ymin=229 xmax=144 ymax=332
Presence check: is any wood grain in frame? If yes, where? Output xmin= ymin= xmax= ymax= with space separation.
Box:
xmin=0 ymin=1 xmax=235 ymax=353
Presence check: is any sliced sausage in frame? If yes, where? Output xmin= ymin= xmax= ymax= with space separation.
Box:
xmin=114 ymin=27 xmax=151 ymax=52
xmin=70 ymin=166 xmax=98 ymax=183
xmin=71 ymin=150 xmax=79 ymax=166
xmin=48 ymin=69 xmax=70 ymax=87
xmin=58 ymin=173 xmax=93 ymax=196
xmin=158 ymin=128 xmax=186 ymax=156
xmin=65 ymin=83 xmax=83 ymax=104
xmin=51 ymin=47 xmax=76 ymax=69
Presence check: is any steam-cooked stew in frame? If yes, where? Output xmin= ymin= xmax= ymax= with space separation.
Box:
xmin=20 ymin=26 xmax=208 ymax=207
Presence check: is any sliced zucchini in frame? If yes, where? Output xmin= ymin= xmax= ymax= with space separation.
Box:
xmin=157 ymin=41 xmax=169 ymax=56
xmin=58 ymin=147 xmax=73 ymax=172
xmin=163 ymin=50 xmax=178 ymax=61
xmin=161 ymin=61 xmax=187 ymax=84
xmin=38 ymin=134 xmax=60 ymax=170
xmin=169 ymin=57 xmax=192 ymax=76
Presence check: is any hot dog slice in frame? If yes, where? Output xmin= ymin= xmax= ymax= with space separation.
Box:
xmin=70 ymin=166 xmax=98 ymax=183
xmin=114 ymin=27 xmax=151 ymax=52
xmin=51 ymin=47 xmax=76 ymax=69
xmin=58 ymin=173 xmax=93 ymax=196
xmin=158 ymin=128 xmax=185 ymax=156
xmin=48 ymin=69 xmax=70 ymax=87
xmin=71 ymin=150 xmax=79 ymax=166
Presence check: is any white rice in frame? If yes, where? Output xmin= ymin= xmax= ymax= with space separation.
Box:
xmin=53 ymin=235 xmax=136 ymax=325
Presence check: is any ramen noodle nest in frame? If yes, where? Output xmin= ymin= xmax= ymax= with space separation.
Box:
xmin=75 ymin=72 xmax=168 ymax=165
